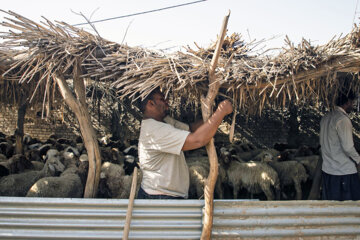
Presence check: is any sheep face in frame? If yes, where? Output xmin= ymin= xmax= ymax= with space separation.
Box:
xmin=262 ymin=153 xmax=273 ymax=163
xmin=219 ymin=147 xmax=231 ymax=165
xmin=45 ymin=149 xmax=59 ymax=161
xmin=45 ymin=158 xmax=65 ymax=176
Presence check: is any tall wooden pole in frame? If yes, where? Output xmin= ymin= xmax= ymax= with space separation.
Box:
xmin=200 ymin=11 xmax=230 ymax=240
xmin=15 ymin=92 xmax=28 ymax=155
xmin=72 ymin=58 xmax=101 ymax=197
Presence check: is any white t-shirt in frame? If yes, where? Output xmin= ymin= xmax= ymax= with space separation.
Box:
xmin=138 ymin=117 xmax=190 ymax=198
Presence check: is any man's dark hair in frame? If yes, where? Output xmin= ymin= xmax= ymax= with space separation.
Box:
xmin=139 ymin=87 xmax=162 ymax=113
xmin=336 ymin=73 xmax=358 ymax=106
xmin=336 ymin=90 xmax=356 ymax=106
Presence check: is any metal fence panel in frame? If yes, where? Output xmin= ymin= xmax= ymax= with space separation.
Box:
xmin=0 ymin=197 xmax=203 ymax=239
xmin=212 ymin=200 xmax=360 ymax=239
xmin=0 ymin=197 xmax=359 ymax=239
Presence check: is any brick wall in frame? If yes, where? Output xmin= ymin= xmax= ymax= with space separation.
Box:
xmin=235 ymin=111 xmax=291 ymax=148
xmin=2 ymin=102 xmax=358 ymax=150
xmin=0 ymin=105 xmax=78 ymax=141
xmin=0 ymin=101 xmax=116 ymax=142
xmin=233 ymin=109 xmax=321 ymax=149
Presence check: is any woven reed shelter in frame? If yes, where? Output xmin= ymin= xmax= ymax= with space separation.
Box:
xmin=2 ymin=11 xmax=360 ymax=118
xmin=1 ymin=10 xmax=360 ymax=239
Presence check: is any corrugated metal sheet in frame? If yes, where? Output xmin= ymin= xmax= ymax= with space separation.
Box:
xmin=0 ymin=197 xmax=203 ymax=239
xmin=0 ymin=197 xmax=359 ymax=239
xmin=212 ymin=200 xmax=360 ymax=239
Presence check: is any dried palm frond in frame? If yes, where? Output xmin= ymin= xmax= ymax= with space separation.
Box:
xmin=1 ymin=10 xmax=360 ymax=116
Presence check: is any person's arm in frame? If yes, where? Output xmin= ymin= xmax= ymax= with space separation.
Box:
xmin=337 ymin=117 xmax=360 ymax=164
xmin=182 ymin=100 xmax=233 ymax=151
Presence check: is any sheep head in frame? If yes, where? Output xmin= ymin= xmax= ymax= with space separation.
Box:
xmin=44 ymin=156 xmax=65 ymax=176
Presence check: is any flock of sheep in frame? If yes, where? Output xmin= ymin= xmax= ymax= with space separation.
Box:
xmin=187 ymin=142 xmax=320 ymax=200
xmin=0 ymin=131 xmax=320 ymax=200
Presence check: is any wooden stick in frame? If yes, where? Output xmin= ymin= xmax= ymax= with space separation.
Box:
xmin=307 ymin=153 xmax=323 ymax=200
xmin=229 ymin=91 xmax=237 ymax=143
xmin=122 ymin=167 xmax=138 ymax=240
xmin=200 ymin=11 xmax=230 ymax=240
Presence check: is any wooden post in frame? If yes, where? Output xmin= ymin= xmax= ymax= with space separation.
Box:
xmin=54 ymin=59 xmax=101 ymax=198
xmin=122 ymin=167 xmax=138 ymax=240
xmin=72 ymin=58 xmax=102 ymax=197
xmin=200 ymin=11 xmax=230 ymax=240
xmin=15 ymin=92 xmax=28 ymax=155
xmin=308 ymin=152 xmax=323 ymax=200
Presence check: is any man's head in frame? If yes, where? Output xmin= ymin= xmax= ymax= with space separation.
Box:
xmin=336 ymin=90 xmax=357 ymax=113
xmin=140 ymin=87 xmax=169 ymax=121
xmin=336 ymin=73 xmax=358 ymax=113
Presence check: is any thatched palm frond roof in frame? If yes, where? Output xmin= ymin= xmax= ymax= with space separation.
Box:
xmin=225 ymin=30 xmax=360 ymax=113
xmin=0 ymin=47 xmax=31 ymax=105
xmin=87 ymin=28 xmax=360 ymax=114
xmin=0 ymin=47 xmax=15 ymax=78
xmin=1 ymin=10 xmax=360 ymax=115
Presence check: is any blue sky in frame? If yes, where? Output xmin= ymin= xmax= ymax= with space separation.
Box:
xmin=0 ymin=0 xmax=358 ymax=53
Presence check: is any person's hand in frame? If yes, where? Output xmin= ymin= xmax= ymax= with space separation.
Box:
xmin=217 ymin=100 xmax=233 ymax=115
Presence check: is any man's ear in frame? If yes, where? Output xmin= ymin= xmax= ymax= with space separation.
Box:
xmin=146 ymin=99 xmax=155 ymax=109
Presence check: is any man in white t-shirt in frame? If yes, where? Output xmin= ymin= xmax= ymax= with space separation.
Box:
xmin=137 ymin=87 xmax=233 ymax=199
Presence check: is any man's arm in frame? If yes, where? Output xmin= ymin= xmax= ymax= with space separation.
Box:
xmin=182 ymin=100 xmax=233 ymax=151
xmin=337 ymin=117 xmax=360 ymax=164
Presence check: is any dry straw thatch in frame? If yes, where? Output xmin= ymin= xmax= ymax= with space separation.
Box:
xmin=1 ymin=10 xmax=360 ymax=115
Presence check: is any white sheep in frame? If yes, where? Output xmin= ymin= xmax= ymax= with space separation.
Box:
xmin=26 ymin=167 xmax=83 ymax=198
xmin=25 ymin=143 xmax=84 ymax=198
xmin=100 ymin=162 xmax=142 ymax=199
xmin=188 ymin=163 xmax=208 ymax=199
xmin=186 ymin=156 xmax=227 ymax=199
xmin=220 ymin=148 xmax=280 ymax=200
xmin=45 ymin=149 xmax=60 ymax=160
xmin=294 ymin=155 xmax=320 ymax=180
xmin=226 ymin=160 xmax=281 ymax=200
xmin=0 ymin=156 xmax=65 ymax=196
xmin=249 ymin=149 xmax=308 ymax=200
xmin=267 ymin=160 xmax=308 ymax=200
xmin=252 ymin=149 xmax=279 ymax=162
